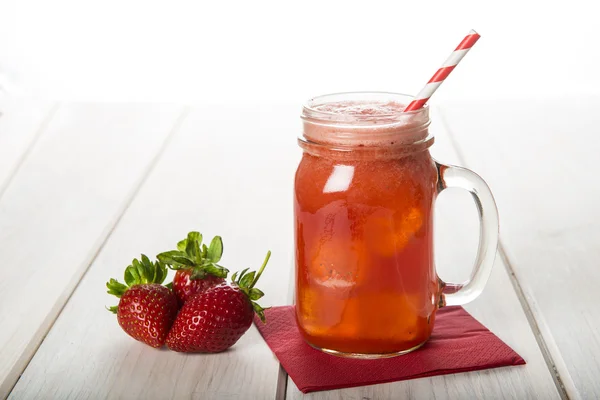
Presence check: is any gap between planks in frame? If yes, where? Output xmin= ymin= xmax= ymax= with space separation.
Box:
xmin=275 ymin=261 xmax=296 ymax=399
xmin=437 ymin=106 xmax=577 ymax=400
xmin=6 ymin=106 xmax=191 ymax=399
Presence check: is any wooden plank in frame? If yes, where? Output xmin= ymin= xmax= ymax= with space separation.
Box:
xmin=0 ymin=98 xmax=56 ymax=198
xmin=285 ymin=108 xmax=560 ymax=399
xmin=10 ymin=105 xmax=300 ymax=399
xmin=0 ymin=102 xmax=185 ymax=399
xmin=438 ymin=98 xmax=600 ymax=399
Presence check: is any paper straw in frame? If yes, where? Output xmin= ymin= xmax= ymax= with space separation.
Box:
xmin=404 ymin=30 xmax=481 ymax=112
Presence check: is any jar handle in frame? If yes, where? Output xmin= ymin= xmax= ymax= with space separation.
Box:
xmin=435 ymin=161 xmax=499 ymax=306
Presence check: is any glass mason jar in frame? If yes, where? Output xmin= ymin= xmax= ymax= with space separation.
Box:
xmin=294 ymin=92 xmax=499 ymax=358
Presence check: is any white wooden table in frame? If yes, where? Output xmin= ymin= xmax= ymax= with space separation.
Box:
xmin=0 ymin=94 xmax=596 ymax=399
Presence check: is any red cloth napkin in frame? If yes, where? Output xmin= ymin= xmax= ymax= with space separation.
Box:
xmin=254 ymin=306 xmax=525 ymax=393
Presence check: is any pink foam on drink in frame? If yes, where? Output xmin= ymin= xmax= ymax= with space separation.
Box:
xmin=312 ymin=101 xmax=405 ymax=117
xmin=302 ymin=99 xmax=430 ymax=148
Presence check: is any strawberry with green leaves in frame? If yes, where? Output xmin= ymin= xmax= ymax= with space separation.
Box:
xmin=166 ymin=251 xmax=271 ymax=353
xmin=157 ymin=231 xmax=229 ymax=305
xmin=106 ymin=255 xmax=178 ymax=348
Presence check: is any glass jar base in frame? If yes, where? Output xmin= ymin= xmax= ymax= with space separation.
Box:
xmin=306 ymin=338 xmax=428 ymax=359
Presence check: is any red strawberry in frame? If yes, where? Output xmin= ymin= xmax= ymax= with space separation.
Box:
xmin=157 ymin=231 xmax=228 ymax=305
xmin=173 ymin=270 xmax=225 ymax=304
xmin=115 ymin=284 xmax=178 ymax=347
xmin=106 ymin=255 xmax=178 ymax=348
xmin=166 ymin=251 xmax=271 ymax=353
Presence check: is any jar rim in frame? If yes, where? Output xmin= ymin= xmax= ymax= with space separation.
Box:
xmin=302 ymin=91 xmax=429 ymax=125
xmin=300 ymin=91 xmax=432 ymax=151
xmin=297 ymin=136 xmax=435 ymax=159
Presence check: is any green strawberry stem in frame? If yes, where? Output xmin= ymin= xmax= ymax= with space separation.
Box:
xmin=157 ymin=231 xmax=229 ymax=280
xmin=250 ymin=250 xmax=271 ymax=288
xmin=105 ymin=254 xmax=169 ymax=313
xmin=232 ymin=250 xmax=271 ymax=323
xmin=106 ymin=305 xmax=118 ymax=313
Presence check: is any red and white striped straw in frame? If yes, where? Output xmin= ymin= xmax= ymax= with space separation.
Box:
xmin=404 ymin=30 xmax=481 ymax=112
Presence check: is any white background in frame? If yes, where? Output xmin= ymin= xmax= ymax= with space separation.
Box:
xmin=1 ymin=0 xmax=599 ymax=105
